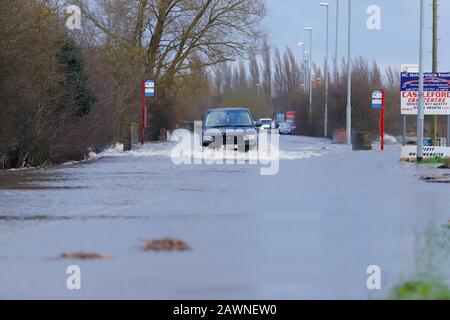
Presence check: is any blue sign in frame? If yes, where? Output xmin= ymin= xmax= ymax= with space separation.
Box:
xmin=401 ymin=72 xmax=450 ymax=92
xmin=145 ymin=80 xmax=155 ymax=97
xmin=372 ymin=90 xmax=383 ymax=109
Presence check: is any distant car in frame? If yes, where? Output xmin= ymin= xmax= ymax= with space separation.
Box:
xmin=202 ymin=108 xmax=258 ymax=152
xmin=279 ymin=122 xmax=293 ymax=135
xmin=258 ymin=118 xmax=272 ymax=131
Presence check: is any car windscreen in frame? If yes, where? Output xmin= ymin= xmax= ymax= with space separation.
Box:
xmin=205 ymin=110 xmax=253 ymax=127
xmin=280 ymin=123 xmax=291 ymax=129
xmin=261 ymin=120 xmax=272 ymax=125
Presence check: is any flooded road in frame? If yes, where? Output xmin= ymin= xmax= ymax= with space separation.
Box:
xmin=0 ymin=136 xmax=448 ymax=299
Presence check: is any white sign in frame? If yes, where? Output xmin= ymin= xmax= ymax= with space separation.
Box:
xmin=372 ymin=92 xmax=382 ymax=99
xmin=372 ymin=90 xmax=383 ymax=109
xmin=401 ymin=64 xmax=419 ymax=73
xmin=145 ymin=80 xmax=155 ymax=97
xmin=400 ymin=145 xmax=450 ymax=161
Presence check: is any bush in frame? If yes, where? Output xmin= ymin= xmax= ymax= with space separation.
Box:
xmin=0 ymin=0 xmax=115 ymax=169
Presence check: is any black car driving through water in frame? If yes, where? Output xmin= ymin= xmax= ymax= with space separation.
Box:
xmin=202 ymin=108 xmax=258 ymax=152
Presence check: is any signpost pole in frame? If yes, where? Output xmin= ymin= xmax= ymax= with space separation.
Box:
xmin=417 ymin=0 xmax=425 ymax=162
xmin=432 ymin=0 xmax=438 ymax=146
xmin=346 ymin=0 xmax=352 ymax=145
xmin=320 ymin=2 xmax=330 ymax=138
xmin=141 ymin=80 xmax=145 ymax=145
xmin=372 ymin=89 xmax=384 ymax=151
xmin=381 ymin=89 xmax=385 ymax=151
xmin=447 ymin=117 xmax=450 ymax=147
xmin=402 ymin=116 xmax=406 ymax=146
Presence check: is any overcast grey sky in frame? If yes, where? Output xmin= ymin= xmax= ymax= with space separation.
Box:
xmin=265 ymin=0 xmax=450 ymax=72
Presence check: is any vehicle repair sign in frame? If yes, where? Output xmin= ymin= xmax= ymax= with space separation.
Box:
xmin=400 ymin=72 xmax=450 ymax=115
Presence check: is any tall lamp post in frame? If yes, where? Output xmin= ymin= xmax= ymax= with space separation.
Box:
xmin=305 ymin=27 xmax=313 ymax=123
xmin=334 ymin=0 xmax=340 ymax=81
xmin=320 ymin=2 xmax=330 ymax=138
xmin=346 ymin=0 xmax=352 ymax=145
xmin=431 ymin=0 xmax=438 ymax=146
xmin=297 ymin=42 xmax=306 ymax=92
xmin=417 ymin=0 xmax=425 ymax=161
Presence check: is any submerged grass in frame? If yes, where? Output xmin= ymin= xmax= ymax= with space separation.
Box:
xmin=401 ymin=156 xmax=450 ymax=164
xmin=420 ymin=156 xmax=448 ymax=164
xmin=391 ymin=280 xmax=450 ymax=300
xmin=439 ymin=158 xmax=450 ymax=168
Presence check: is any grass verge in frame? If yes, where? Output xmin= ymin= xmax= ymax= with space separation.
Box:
xmin=420 ymin=156 xmax=448 ymax=164
xmin=390 ymin=279 xmax=450 ymax=300
xmin=390 ymin=224 xmax=450 ymax=300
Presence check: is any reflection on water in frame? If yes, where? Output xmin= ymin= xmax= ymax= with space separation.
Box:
xmin=0 ymin=215 xmax=71 ymax=222
xmin=0 ymin=171 xmax=84 ymax=190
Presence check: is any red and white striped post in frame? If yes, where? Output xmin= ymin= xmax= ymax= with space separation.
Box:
xmin=380 ymin=89 xmax=385 ymax=151
xmin=141 ymin=80 xmax=146 ymax=145
xmin=372 ymin=89 xmax=385 ymax=151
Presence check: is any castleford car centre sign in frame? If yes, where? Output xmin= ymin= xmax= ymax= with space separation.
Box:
xmin=401 ymin=72 xmax=450 ymax=115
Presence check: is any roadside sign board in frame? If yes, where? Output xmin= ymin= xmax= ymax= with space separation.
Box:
xmin=400 ymin=145 xmax=450 ymax=161
xmin=371 ymin=89 xmax=385 ymax=151
xmin=372 ymin=90 xmax=383 ymax=109
xmin=400 ymin=72 xmax=450 ymax=115
xmin=401 ymin=64 xmax=419 ymax=73
xmin=145 ymin=80 xmax=155 ymax=97
xmin=141 ymin=80 xmax=155 ymax=145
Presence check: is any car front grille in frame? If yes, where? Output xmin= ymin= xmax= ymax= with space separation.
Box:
xmin=223 ymin=134 xmax=238 ymax=145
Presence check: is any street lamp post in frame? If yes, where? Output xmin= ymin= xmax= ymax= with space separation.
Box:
xmin=417 ymin=0 xmax=425 ymax=161
xmin=431 ymin=0 xmax=438 ymax=146
xmin=305 ymin=27 xmax=313 ymax=123
xmin=320 ymin=2 xmax=330 ymax=138
xmin=346 ymin=0 xmax=352 ymax=145
xmin=334 ymin=0 xmax=340 ymax=81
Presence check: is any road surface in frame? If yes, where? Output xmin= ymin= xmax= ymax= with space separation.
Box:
xmin=0 ymin=135 xmax=448 ymax=299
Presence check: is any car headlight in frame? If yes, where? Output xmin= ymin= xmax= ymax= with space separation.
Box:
xmin=203 ymin=135 xmax=215 ymax=142
xmin=244 ymin=134 xmax=257 ymax=141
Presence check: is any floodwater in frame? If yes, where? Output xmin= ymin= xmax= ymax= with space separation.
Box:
xmin=0 ymin=135 xmax=448 ymax=299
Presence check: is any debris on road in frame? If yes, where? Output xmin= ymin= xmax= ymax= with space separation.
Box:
xmin=58 ymin=252 xmax=113 ymax=260
xmin=420 ymin=175 xmax=450 ymax=183
xmin=438 ymin=158 xmax=450 ymax=169
xmin=352 ymin=132 xmax=373 ymax=151
xmin=143 ymin=238 xmax=191 ymax=251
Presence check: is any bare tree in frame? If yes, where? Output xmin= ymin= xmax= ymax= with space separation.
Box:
xmin=273 ymin=47 xmax=284 ymax=100
xmin=212 ymin=64 xmax=222 ymax=97
xmin=238 ymin=61 xmax=247 ymax=88
xmin=75 ymin=0 xmax=267 ymax=88
xmin=261 ymin=38 xmax=272 ymax=97
xmin=249 ymin=52 xmax=260 ymax=87
xmin=284 ymin=47 xmax=300 ymax=95
xmin=385 ymin=66 xmax=399 ymax=88
xmin=222 ymin=62 xmax=233 ymax=91
xmin=370 ymin=61 xmax=382 ymax=87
